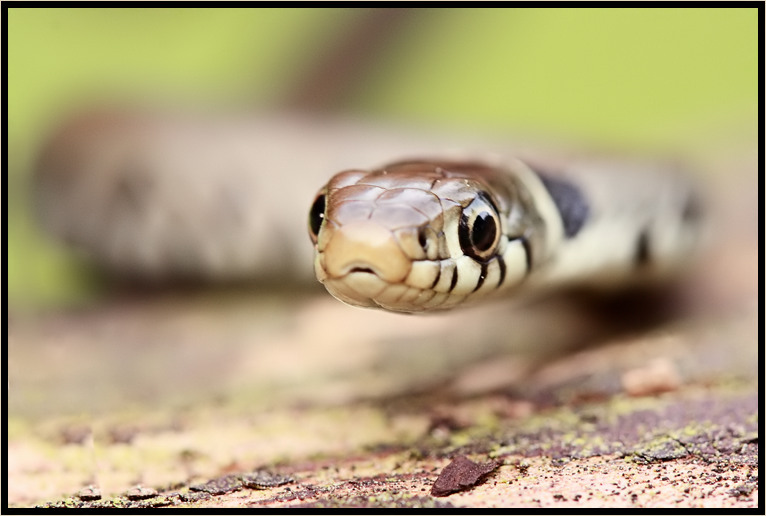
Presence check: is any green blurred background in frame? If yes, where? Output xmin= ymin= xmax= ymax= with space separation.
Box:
xmin=7 ymin=7 xmax=758 ymax=310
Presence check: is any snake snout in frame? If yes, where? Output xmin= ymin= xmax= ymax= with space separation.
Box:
xmin=323 ymin=221 xmax=411 ymax=283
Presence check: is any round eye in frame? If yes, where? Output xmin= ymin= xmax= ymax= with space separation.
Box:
xmin=308 ymin=193 xmax=326 ymax=244
xmin=458 ymin=192 xmax=500 ymax=261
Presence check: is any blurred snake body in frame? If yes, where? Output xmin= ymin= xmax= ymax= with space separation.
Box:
xmin=309 ymin=158 xmax=701 ymax=313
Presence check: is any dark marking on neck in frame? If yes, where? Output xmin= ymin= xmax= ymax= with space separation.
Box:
xmin=448 ymin=266 xmax=459 ymax=292
xmin=520 ymin=236 xmax=533 ymax=272
xmin=496 ymin=255 xmax=507 ymax=288
xmin=472 ymin=262 xmax=488 ymax=292
xmin=635 ymin=228 xmax=651 ymax=267
xmin=430 ymin=267 xmax=441 ymax=290
xmin=533 ymin=169 xmax=590 ymax=238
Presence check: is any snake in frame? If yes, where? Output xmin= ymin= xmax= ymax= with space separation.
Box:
xmin=33 ymin=111 xmax=702 ymax=311
xmin=308 ymin=157 xmax=702 ymax=313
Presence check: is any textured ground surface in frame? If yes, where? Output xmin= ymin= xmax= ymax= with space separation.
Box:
xmin=7 ymin=146 xmax=760 ymax=509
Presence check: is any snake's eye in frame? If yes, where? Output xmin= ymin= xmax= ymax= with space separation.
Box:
xmin=308 ymin=193 xmax=326 ymax=244
xmin=459 ymin=192 xmax=500 ymax=262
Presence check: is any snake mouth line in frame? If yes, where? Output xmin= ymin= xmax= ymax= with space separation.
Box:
xmin=348 ymin=267 xmax=376 ymax=275
xmin=322 ymin=270 xmax=469 ymax=313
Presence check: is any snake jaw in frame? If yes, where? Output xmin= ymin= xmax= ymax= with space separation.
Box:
xmin=322 ymin=272 xmax=390 ymax=309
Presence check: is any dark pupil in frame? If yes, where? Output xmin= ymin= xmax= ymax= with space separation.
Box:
xmin=471 ymin=211 xmax=497 ymax=252
xmin=309 ymin=194 xmax=326 ymax=236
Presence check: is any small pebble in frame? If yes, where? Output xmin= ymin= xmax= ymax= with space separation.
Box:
xmin=125 ymin=485 xmax=159 ymax=500
xmin=77 ymin=485 xmax=101 ymax=501
xmin=621 ymin=357 xmax=682 ymax=397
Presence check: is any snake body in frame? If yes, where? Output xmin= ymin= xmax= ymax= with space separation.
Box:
xmin=309 ymin=157 xmax=701 ymax=313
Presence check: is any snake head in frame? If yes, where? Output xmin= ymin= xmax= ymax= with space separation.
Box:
xmin=308 ymin=160 xmax=538 ymax=312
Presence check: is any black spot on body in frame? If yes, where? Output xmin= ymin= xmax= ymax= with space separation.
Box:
xmin=682 ymin=192 xmax=703 ymax=225
xmin=635 ymin=228 xmax=651 ymax=267
xmin=113 ymin=162 xmax=154 ymax=210
xmin=534 ymin=170 xmax=590 ymax=238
